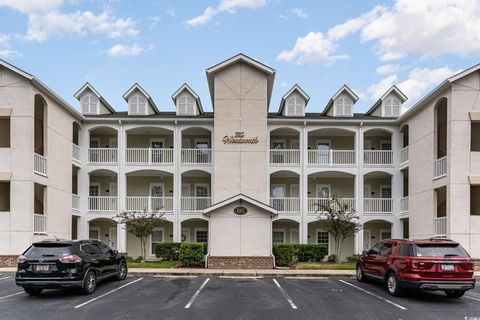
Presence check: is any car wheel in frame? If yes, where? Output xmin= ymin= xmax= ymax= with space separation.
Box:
xmin=386 ymin=272 xmax=403 ymax=297
xmin=24 ymin=288 xmax=43 ymax=296
xmin=81 ymin=271 xmax=97 ymax=295
xmin=445 ymin=290 xmax=465 ymax=298
xmin=116 ymin=261 xmax=128 ymax=281
xmin=356 ymin=264 xmax=365 ymax=282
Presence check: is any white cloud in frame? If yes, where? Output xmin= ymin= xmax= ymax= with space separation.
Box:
xmin=277 ymin=13 xmax=287 ymax=19
xmin=0 ymin=48 xmax=21 ymax=58
xmin=186 ymin=0 xmax=267 ymax=27
xmin=291 ymin=8 xmax=307 ymax=19
xmin=366 ymin=75 xmax=398 ymax=100
xmin=166 ymin=9 xmax=176 ymax=17
xmin=376 ymin=64 xmax=400 ymax=75
xmin=149 ymin=16 xmax=160 ymax=28
xmin=106 ymin=43 xmax=150 ymax=57
xmin=0 ymin=0 xmax=63 ymax=14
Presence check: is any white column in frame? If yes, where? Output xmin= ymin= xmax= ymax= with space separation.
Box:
xmin=355 ymin=228 xmax=364 ymax=254
xmin=355 ymin=126 xmax=364 ymax=253
xmin=173 ymin=122 xmax=181 ymax=242
xmin=117 ymin=223 xmax=127 ymax=253
xmin=77 ymin=215 xmax=89 ymax=239
xmin=118 ymin=122 xmax=126 ymax=214
xmin=301 ymin=123 xmax=309 ymax=244
xmin=391 ymin=218 xmax=404 ymax=239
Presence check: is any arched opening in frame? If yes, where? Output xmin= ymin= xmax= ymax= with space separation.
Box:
xmin=181 ymin=218 xmax=208 ymax=243
xmin=364 ymin=128 xmax=393 ymax=165
xmin=125 ymin=127 xmax=174 ymax=165
xmin=307 ymin=171 xmax=356 ymax=213
xmin=362 ymin=219 xmax=392 ymax=251
xmin=88 ymin=169 xmax=118 ymax=212
xmin=126 ymin=219 xmax=174 ymax=260
xmin=435 ymin=98 xmax=447 ymax=159
xmin=400 ymin=125 xmax=409 ymax=148
xmin=126 ymin=170 xmax=174 ymax=212
xmin=34 ymin=94 xmax=47 ymax=156
xmin=270 ymin=170 xmax=300 ymax=213
xmin=307 ymin=220 xmax=354 ymax=261
xmin=72 ymin=122 xmax=81 ymax=162
xmin=89 ymin=126 xmax=118 ymax=164
xmin=272 ymin=219 xmax=299 ymax=244
xmin=88 ymin=218 xmax=118 ymax=249
xmin=363 ymin=171 xmax=393 ymax=214
xmin=308 ymin=128 xmax=356 ymax=165
xmin=181 ymin=170 xmax=212 ymax=212
xmin=181 ymin=127 xmax=212 ymax=164
xmin=270 ymin=128 xmax=300 ymax=165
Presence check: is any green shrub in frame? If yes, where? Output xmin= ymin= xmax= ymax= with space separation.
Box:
xmin=327 ymin=254 xmax=337 ymax=263
xmin=273 ymin=244 xmax=294 ymax=266
xmin=155 ymin=242 xmax=181 ymax=261
xmin=179 ymin=243 xmax=206 ymax=267
xmin=346 ymin=255 xmax=360 ymax=263
xmin=293 ymin=245 xmax=328 ymax=262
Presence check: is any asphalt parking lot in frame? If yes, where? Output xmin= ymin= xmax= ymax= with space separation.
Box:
xmin=0 ymin=273 xmax=479 ymax=320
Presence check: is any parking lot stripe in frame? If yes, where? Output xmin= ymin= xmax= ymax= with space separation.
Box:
xmin=0 ymin=292 xmax=22 ymax=300
xmin=0 ymin=276 xmax=12 ymax=280
xmin=465 ymin=295 xmax=480 ymax=302
xmin=219 ymin=276 xmax=263 ymax=280
xmin=272 ymin=279 xmax=298 ymax=310
xmin=74 ymin=277 xmax=143 ymax=309
xmin=338 ymin=280 xmax=407 ymax=310
xmin=185 ymin=278 xmax=210 ymax=309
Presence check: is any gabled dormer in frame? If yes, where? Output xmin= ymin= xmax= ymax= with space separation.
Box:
xmin=322 ymin=85 xmax=359 ymax=117
xmin=74 ymin=83 xmax=116 ymax=115
xmin=366 ymin=85 xmax=407 ymax=118
xmin=123 ymin=83 xmax=159 ymax=116
xmin=172 ymin=84 xmax=203 ymax=116
xmin=278 ymin=84 xmax=309 ymax=117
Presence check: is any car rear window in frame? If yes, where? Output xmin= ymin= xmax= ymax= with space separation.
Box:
xmin=25 ymin=244 xmax=72 ymax=258
xmin=414 ymin=243 xmax=469 ymax=257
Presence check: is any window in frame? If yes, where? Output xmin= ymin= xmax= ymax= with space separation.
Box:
xmin=150 ymin=228 xmax=164 ymax=255
xmin=89 ymin=228 xmax=100 ymax=240
xmin=380 ymin=243 xmax=393 ymax=256
xmin=81 ymin=244 xmax=101 ymax=255
xmin=317 ymin=231 xmax=329 ymax=251
xmin=195 ymin=229 xmax=208 ymax=243
xmin=398 ymin=244 xmax=413 ymax=257
xmin=81 ymin=94 xmax=98 ymax=114
xmin=368 ymin=242 xmax=382 ymax=255
xmin=177 ymin=94 xmax=195 ymax=115
xmin=0 ymin=182 xmax=10 ymax=212
xmin=383 ymin=97 xmax=401 ymax=117
xmin=272 ymin=230 xmax=285 ymax=244
xmin=129 ymin=95 xmax=147 ymax=115
xmin=471 ymin=186 xmax=480 ymax=216
xmin=471 ymin=122 xmax=480 ymax=151
xmin=285 ymin=96 xmax=304 ymax=116
xmin=0 ymin=117 xmax=10 ymax=147
xmin=334 ymin=96 xmax=353 ymax=116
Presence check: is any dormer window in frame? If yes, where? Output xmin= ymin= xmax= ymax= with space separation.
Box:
xmin=383 ymin=97 xmax=401 ymax=117
xmin=81 ymin=94 xmax=98 ymax=114
xmin=129 ymin=94 xmax=147 ymax=115
xmin=285 ymin=95 xmax=304 ymax=116
xmin=177 ymin=94 xmax=195 ymax=115
xmin=334 ymin=95 xmax=353 ymax=116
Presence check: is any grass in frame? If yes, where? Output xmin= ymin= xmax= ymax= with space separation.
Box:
xmin=127 ymin=260 xmax=180 ymax=269
xmin=296 ymin=261 xmax=356 ymax=270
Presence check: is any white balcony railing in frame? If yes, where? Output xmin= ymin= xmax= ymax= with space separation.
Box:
xmin=269 ymin=197 xmax=300 ymax=213
xmin=72 ymin=194 xmax=80 ymax=211
xmin=434 ymin=217 xmax=447 ymax=237
xmin=181 ymin=149 xmax=212 ymax=164
xmin=33 ymin=214 xmax=46 ymax=234
xmin=88 ymin=148 xmax=118 ymax=164
xmin=434 ymin=156 xmax=447 ymax=179
xmin=364 ymin=198 xmax=393 ymax=214
xmin=126 ymin=197 xmax=174 ymax=212
xmin=308 ymin=198 xmax=356 ymax=213
xmin=125 ymin=148 xmax=174 ymax=165
xmin=88 ymin=196 xmax=118 ymax=211
xmin=181 ymin=197 xmax=212 ymax=212
xmin=308 ymin=150 xmax=356 ymax=166
xmin=364 ymin=150 xmax=393 ymax=166
xmin=400 ymin=146 xmax=409 ymax=165
xmin=34 ymin=153 xmax=47 ymax=176
xmin=400 ymin=196 xmax=408 ymax=213
xmin=269 ymin=149 xmax=300 ymax=165
xmin=72 ymin=144 xmax=81 ymax=162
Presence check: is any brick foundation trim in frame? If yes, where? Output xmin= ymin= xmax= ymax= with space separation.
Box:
xmin=207 ymin=256 xmax=274 ymax=269
xmin=0 ymin=255 xmax=18 ymax=268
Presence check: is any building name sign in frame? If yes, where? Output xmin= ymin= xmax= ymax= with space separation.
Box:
xmin=222 ymin=132 xmax=259 ymax=144
xmin=233 ymin=206 xmax=248 ymax=215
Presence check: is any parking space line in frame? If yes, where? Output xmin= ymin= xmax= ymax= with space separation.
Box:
xmin=219 ymin=276 xmax=263 ymax=280
xmin=0 ymin=276 xmax=12 ymax=280
xmin=465 ymin=295 xmax=480 ymax=302
xmin=338 ymin=280 xmax=407 ymax=310
xmin=272 ymin=279 xmax=298 ymax=310
xmin=153 ymin=275 xmax=198 ymax=279
xmin=284 ymin=276 xmax=328 ymax=280
xmin=74 ymin=277 xmax=143 ymax=309
xmin=0 ymin=292 xmax=23 ymax=300
xmin=185 ymin=278 xmax=210 ymax=309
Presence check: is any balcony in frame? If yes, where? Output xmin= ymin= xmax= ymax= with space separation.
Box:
xmin=181 ymin=149 xmax=212 ymax=165
xmin=400 ymin=196 xmax=408 ymax=214
xmin=364 ymin=198 xmax=393 ymax=214
xmin=88 ymin=196 xmax=118 ymax=212
xmin=308 ymin=197 xmax=356 ymax=213
xmin=308 ymin=150 xmax=355 ymax=166
xmin=364 ymin=150 xmax=393 ymax=166
xmin=434 ymin=156 xmax=447 ymax=179
xmin=72 ymin=194 xmax=80 ymax=211
xmin=269 ymin=197 xmax=300 ymax=214
xmin=88 ymin=148 xmax=118 ymax=164
xmin=269 ymin=149 xmax=300 ymax=165
xmin=400 ymin=146 xmax=409 ymax=166
xmin=72 ymin=144 xmax=81 ymax=163
xmin=125 ymin=148 xmax=174 ymax=165
xmin=434 ymin=217 xmax=447 ymax=237
xmin=181 ymin=197 xmax=212 ymax=212
xmin=33 ymin=213 xmax=46 ymax=234
xmin=34 ymin=153 xmax=47 ymax=176
xmin=126 ymin=196 xmax=174 ymax=212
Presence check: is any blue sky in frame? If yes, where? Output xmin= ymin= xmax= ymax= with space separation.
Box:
xmin=1 ymin=0 xmax=480 ymax=114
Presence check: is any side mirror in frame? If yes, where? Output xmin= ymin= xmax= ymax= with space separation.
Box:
xmin=109 ymin=249 xmax=118 ymax=256
xmin=362 ymin=250 xmax=368 ymax=256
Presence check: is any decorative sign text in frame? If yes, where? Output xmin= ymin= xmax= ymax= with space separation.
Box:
xmin=222 ymin=132 xmax=259 ymax=144
xmin=234 ymin=206 xmax=248 ymax=215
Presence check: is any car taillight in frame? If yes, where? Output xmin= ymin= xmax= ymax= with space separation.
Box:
xmin=461 ymin=262 xmax=474 ymax=271
xmin=17 ymin=255 xmax=27 ymax=263
xmin=59 ymin=255 xmax=82 ymax=263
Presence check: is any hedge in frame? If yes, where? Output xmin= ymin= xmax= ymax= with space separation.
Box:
xmin=179 ymin=243 xmax=207 ymax=267
xmin=154 ymin=242 xmax=181 ymax=261
xmin=273 ymin=244 xmax=295 ymax=266
xmin=273 ymin=244 xmax=328 ymax=266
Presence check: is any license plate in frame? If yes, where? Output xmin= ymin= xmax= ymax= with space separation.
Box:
xmin=441 ymin=264 xmax=454 ymax=271
xmin=35 ymin=264 xmax=50 ymax=272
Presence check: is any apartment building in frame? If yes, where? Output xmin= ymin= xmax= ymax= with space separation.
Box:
xmin=0 ymin=54 xmax=479 ymax=268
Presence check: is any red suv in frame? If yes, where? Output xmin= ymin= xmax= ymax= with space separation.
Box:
xmin=356 ymin=238 xmax=476 ymax=297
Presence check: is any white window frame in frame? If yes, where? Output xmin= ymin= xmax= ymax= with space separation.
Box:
xmin=81 ymin=94 xmax=99 ymax=115
xmin=89 ymin=226 xmax=101 ymax=240
xmin=149 ymin=183 xmax=165 ymax=197
xmin=149 ymin=227 xmax=165 ymax=257
xmin=272 ymin=228 xmax=286 ymax=244
xmin=89 ymin=182 xmax=101 ymax=197
xmin=177 ymin=93 xmax=196 ymax=115
xmin=316 ymin=184 xmax=332 ymax=199
xmin=129 ymin=94 xmax=147 ymax=115
xmin=380 ymin=229 xmax=392 ymax=240
xmin=382 ymin=96 xmax=400 ymax=117
xmin=194 ymin=183 xmax=210 ymax=197
xmin=271 ymin=139 xmax=286 ymax=149
xmin=315 ymin=139 xmax=331 ymax=150
xmin=285 ymin=95 xmax=304 ymax=116
xmin=194 ymin=138 xmax=210 ymax=149
xmin=194 ymin=228 xmax=208 ymax=243
xmin=334 ymin=95 xmax=353 ymax=117
xmin=150 ymin=138 xmax=165 ymax=149
xmin=316 ymin=229 xmax=331 ymax=255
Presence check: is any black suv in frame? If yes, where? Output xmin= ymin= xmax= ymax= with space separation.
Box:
xmin=15 ymin=239 xmax=127 ymax=295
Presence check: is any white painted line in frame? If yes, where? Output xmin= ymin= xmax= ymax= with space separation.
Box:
xmin=465 ymin=295 xmax=480 ymax=302
xmin=0 ymin=276 xmax=12 ymax=280
xmin=273 ymin=278 xmax=298 ymax=310
xmin=154 ymin=275 xmax=198 ymax=279
xmin=74 ymin=277 xmax=143 ymax=309
xmin=219 ymin=276 xmax=263 ymax=280
xmin=0 ymin=292 xmax=23 ymax=300
xmin=338 ymin=280 xmax=407 ymax=310
xmin=185 ymin=278 xmax=210 ymax=309
xmin=284 ymin=276 xmax=328 ymax=280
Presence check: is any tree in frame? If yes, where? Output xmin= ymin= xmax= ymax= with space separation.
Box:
xmin=315 ymin=195 xmax=362 ymax=263
xmin=115 ymin=209 xmax=165 ymax=261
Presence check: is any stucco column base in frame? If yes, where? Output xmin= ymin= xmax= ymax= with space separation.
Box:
xmin=207 ymin=256 xmax=274 ymax=269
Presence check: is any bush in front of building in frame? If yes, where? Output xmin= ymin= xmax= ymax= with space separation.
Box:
xmin=179 ymin=243 xmax=207 ymax=267
xmin=155 ymin=242 xmax=181 ymax=261
xmin=273 ymin=244 xmax=295 ymax=267
xmin=293 ymin=244 xmax=328 ymax=262
xmin=345 ymin=255 xmax=361 ymax=263
xmin=327 ymin=254 xmax=337 ymax=262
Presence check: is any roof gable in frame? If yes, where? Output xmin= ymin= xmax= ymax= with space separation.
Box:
xmin=171 ymin=83 xmax=203 ymax=114
xmin=74 ymin=82 xmax=116 ymax=114
xmin=278 ymin=84 xmax=310 ymax=115
xmin=322 ymin=85 xmax=359 ymax=115
xmin=202 ymin=194 xmax=278 ymax=217
xmin=122 ymin=83 xmax=159 ymax=114
xmin=366 ymin=85 xmax=407 ymax=116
